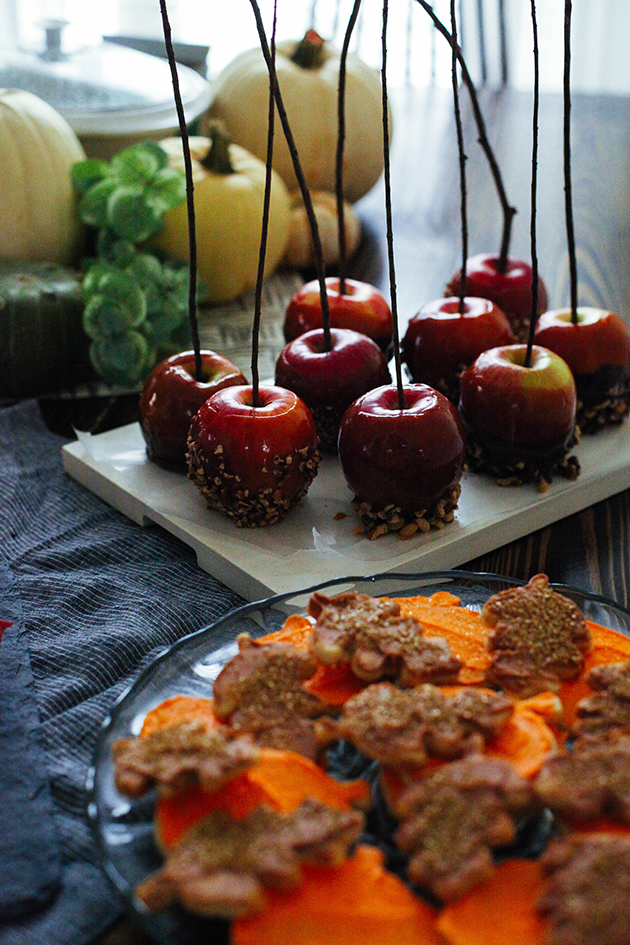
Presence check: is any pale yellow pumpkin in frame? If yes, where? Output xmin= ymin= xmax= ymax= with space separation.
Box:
xmin=206 ymin=32 xmax=389 ymax=204
xmin=0 ymin=88 xmax=86 ymax=265
xmin=153 ymin=134 xmax=290 ymax=305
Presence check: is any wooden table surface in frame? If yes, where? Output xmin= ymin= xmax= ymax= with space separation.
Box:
xmin=35 ymin=83 xmax=630 ymax=942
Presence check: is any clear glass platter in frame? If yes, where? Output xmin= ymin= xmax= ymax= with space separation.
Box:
xmin=86 ymin=569 xmax=630 ymax=944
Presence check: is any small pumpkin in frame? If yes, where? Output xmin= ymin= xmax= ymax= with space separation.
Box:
xmin=282 ymin=190 xmax=362 ymax=270
xmin=0 ymin=260 xmax=90 ymax=398
xmin=206 ymin=30 xmax=390 ymax=204
xmin=0 ymin=89 xmax=86 ymax=265
xmin=151 ymin=127 xmax=290 ymax=305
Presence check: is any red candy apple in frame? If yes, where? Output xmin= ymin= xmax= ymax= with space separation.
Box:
xmin=445 ymin=254 xmax=548 ymax=339
xmin=275 ymin=327 xmax=391 ymax=452
xmin=534 ymin=307 xmax=630 ymax=432
xmin=459 ymin=344 xmax=579 ymax=488
xmin=186 ymin=384 xmax=320 ymax=527
xmin=401 ymin=296 xmax=515 ymax=401
xmin=139 ymin=349 xmax=247 ymax=470
xmin=337 ymin=383 xmax=466 ymax=538
xmin=284 ymin=277 xmax=393 ymax=351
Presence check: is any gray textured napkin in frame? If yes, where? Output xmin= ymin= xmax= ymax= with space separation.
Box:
xmin=0 ymin=401 xmax=244 ymax=945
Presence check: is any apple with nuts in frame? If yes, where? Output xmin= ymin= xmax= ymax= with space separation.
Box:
xmin=337 ymin=383 xmax=466 ymax=539
xmin=402 ymin=296 xmax=515 ymax=402
xmin=275 ymin=327 xmax=391 ymax=452
xmin=283 ymin=276 xmax=393 ymax=351
xmin=459 ymin=344 xmax=579 ymax=489
xmin=139 ymin=349 xmax=247 ymax=471
xmin=534 ymin=307 xmax=630 ymax=432
xmin=186 ymin=384 xmax=321 ymax=527
xmin=445 ymin=254 xmax=548 ymax=340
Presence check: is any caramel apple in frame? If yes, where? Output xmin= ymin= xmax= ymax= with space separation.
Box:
xmin=338 ymin=384 xmax=466 ymax=539
xmin=284 ymin=277 xmax=393 ymax=352
xmin=187 ymin=385 xmax=321 ymax=527
xmin=445 ymin=254 xmax=548 ymax=340
xmin=275 ymin=327 xmax=391 ymax=452
xmin=402 ymin=296 xmax=515 ymax=402
xmin=459 ymin=344 xmax=580 ymax=489
xmin=534 ymin=307 xmax=630 ymax=432
xmin=139 ymin=350 xmax=247 ymax=471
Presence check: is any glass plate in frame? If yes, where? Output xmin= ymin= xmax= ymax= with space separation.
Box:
xmin=86 ymin=569 xmax=630 ymax=944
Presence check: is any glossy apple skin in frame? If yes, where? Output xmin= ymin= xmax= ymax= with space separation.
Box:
xmin=187 ymin=384 xmax=320 ymax=527
xmin=139 ymin=350 xmax=247 ymax=470
xmin=402 ymin=296 xmax=515 ymax=399
xmin=284 ymin=277 xmax=393 ymax=350
xmin=445 ymin=254 xmax=548 ymax=336
xmin=338 ymin=384 xmax=466 ymax=516
xmin=459 ymin=344 xmax=577 ymax=449
xmin=275 ymin=327 xmax=391 ymax=452
xmin=534 ymin=307 xmax=630 ymax=415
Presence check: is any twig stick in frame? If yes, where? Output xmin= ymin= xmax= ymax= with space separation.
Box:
xmin=563 ymin=0 xmax=579 ymax=322
xmin=158 ymin=0 xmax=201 ymax=380
xmin=336 ymin=0 xmax=362 ymax=295
xmin=248 ymin=2 xmax=332 ymax=350
xmin=380 ymin=0 xmax=403 ymax=409
xmin=250 ymin=0 xmax=278 ymax=406
xmin=450 ymin=0 xmax=468 ymax=314
xmin=414 ymin=0 xmax=516 ymax=270
xmin=525 ymin=0 xmax=540 ymax=367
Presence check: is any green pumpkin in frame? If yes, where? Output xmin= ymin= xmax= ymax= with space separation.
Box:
xmin=0 ymin=260 xmax=90 ymax=398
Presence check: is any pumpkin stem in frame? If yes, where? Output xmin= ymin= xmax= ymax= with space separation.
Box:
xmin=200 ymin=123 xmax=235 ymax=175
xmin=291 ymin=29 xmax=326 ymax=69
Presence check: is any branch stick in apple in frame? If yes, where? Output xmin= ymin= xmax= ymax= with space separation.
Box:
xmin=563 ymin=0 xmax=579 ymax=323
xmin=158 ymin=0 xmax=201 ymax=381
xmin=414 ymin=0 xmax=516 ymax=271
xmin=249 ymin=9 xmax=332 ymax=351
xmin=450 ymin=0 xmax=468 ymax=314
xmin=380 ymin=0 xmax=404 ymax=408
xmin=249 ymin=0 xmax=278 ymax=407
xmin=524 ymin=0 xmax=540 ymax=369
xmin=335 ymin=0 xmax=362 ymax=295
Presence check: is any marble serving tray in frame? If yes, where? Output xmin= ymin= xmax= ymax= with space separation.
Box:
xmin=62 ymin=420 xmax=630 ymax=601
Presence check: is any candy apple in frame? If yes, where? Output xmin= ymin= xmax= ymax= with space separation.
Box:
xmin=459 ymin=344 xmax=579 ymax=488
xmin=139 ymin=350 xmax=247 ymax=470
xmin=337 ymin=383 xmax=466 ymax=539
xmin=275 ymin=327 xmax=391 ymax=452
xmin=283 ymin=276 xmax=393 ymax=351
xmin=187 ymin=384 xmax=321 ymax=527
xmin=401 ymin=296 xmax=515 ymax=401
xmin=534 ymin=307 xmax=630 ymax=432
xmin=445 ymin=254 xmax=548 ymax=339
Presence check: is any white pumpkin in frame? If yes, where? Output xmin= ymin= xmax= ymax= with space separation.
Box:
xmin=0 ymin=89 xmax=86 ymax=265
xmin=207 ymin=32 xmax=389 ymax=204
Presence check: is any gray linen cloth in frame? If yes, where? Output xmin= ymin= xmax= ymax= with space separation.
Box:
xmin=0 ymin=401 xmax=244 ymax=945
